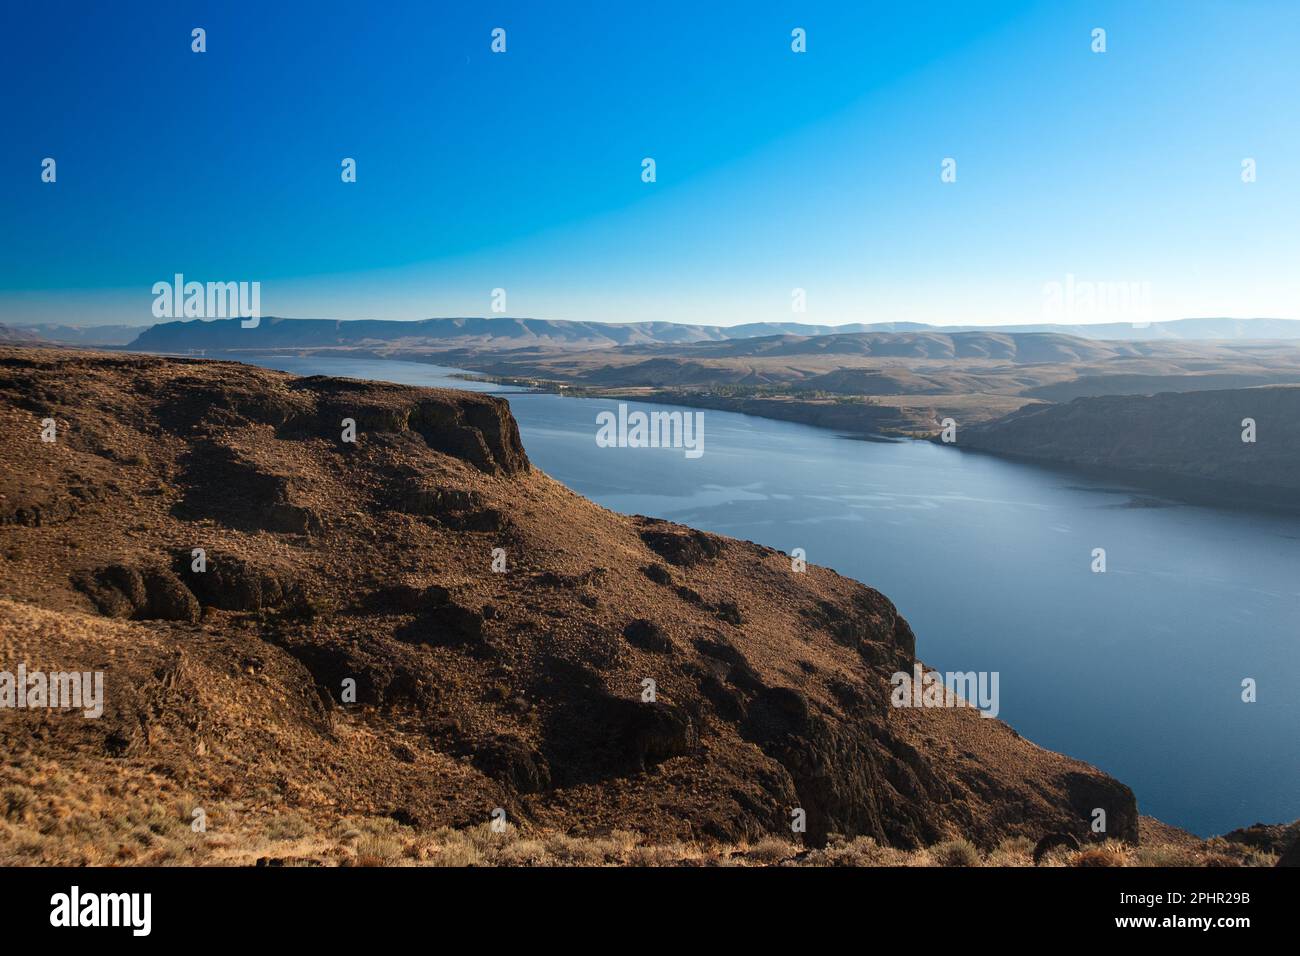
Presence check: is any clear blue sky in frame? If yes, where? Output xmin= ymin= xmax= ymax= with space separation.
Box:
xmin=2 ymin=0 xmax=1297 ymax=326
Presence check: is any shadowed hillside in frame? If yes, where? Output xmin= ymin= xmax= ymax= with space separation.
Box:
xmin=953 ymin=386 xmax=1300 ymax=506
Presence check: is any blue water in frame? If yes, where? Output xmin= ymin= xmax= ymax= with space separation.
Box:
xmin=243 ymin=354 xmax=1300 ymax=837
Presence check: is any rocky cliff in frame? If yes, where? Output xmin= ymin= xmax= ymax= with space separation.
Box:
xmin=0 ymin=347 xmax=1139 ymax=861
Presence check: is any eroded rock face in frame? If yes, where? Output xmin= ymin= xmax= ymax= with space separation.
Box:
xmin=638 ymin=521 xmax=724 ymax=566
xmin=1058 ymin=772 xmax=1141 ymax=844
xmin=1222 ymin=820 xmax=1300 ymax=855
xmin=176 ymin=552 xmax=302 ymax=612
xmin=804 ymin=594 xmax=915 ymax=665
xmin=1278 ymin=837 xmax=1300 ymax=867
xmin=309 ymin=385 xmax=529 ymax=477
xmin=71 ymin=564 xmax=146 ymax=618
xmin=139 ymin=567 xmax=203 ymax=623
xmin=72 ymin=563 xmax=200 ymax=623
xmin=471 ymin=735 xmax=552 ymax=794
xmin=0 ymin=347 xmax=1143 ymax=853
xmin=622 ymin=619 xmax=672 ymax=653
xmin=394 ymin=598 xmax=489 ymax=650
xmin=389 ymin=478 xmax=511 ymax=531
xmin=174 ymin=441 xmax=324 ymax=534
xmin=600 ymin=696 xmax=699 ymax=770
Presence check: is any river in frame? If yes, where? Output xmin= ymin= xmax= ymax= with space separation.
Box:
xmin=241 ymin=354 xmax=1300 ymax=837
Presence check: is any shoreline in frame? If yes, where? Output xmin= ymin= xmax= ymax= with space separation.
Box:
xmin=463 ymin=369 xmax=1300 ymax=517
xmin=120 ymin=347 xmax=1300 ymax=517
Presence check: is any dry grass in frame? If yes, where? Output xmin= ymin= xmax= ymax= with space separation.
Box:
xmin=0 ymin=686 xmax=1280 ymax=870
xmin=1 ymin=797 xmax=1283 ymax=867
xmin=0 ymin=748 xmax=1279 ymax=868
xmin=986 ymin=836 xmax=1036 ymax=867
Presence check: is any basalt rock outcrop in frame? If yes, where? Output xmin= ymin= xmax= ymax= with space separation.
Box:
xmin=0 ymin=347 xmax=1139 ymax=854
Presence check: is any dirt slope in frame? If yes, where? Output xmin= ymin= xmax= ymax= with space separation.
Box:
xmin=0 ymin=347 xmax=1138 ymax=859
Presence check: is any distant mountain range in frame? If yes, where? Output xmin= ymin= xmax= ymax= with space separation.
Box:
xmin=614 ymin=330 xmax=1164 ymax=362
xmin=0 ymin=323 xmax=150 ymax=347
xmin=98 ymin=315 xmax=1300 ymax=352
xmin=0 ymin=324 xmax=40 ymax=344
xmin=1 ymin=316 xmax=1297 ymax=351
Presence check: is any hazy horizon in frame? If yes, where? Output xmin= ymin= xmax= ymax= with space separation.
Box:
xmin=6 ymin=314 xmax=1300 ymax=331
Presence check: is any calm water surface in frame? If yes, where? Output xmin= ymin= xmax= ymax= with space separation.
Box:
xmin=244 ymin=354 xmax=1300 ymax=836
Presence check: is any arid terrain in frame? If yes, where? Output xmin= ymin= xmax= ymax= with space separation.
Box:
xmin=115 ymin=317 xmax=1300 ymax=439
xmin=434 ymin=331 xmax=1300 ymax=438
xmin=0 ymin=347 xmax=1294 ymax=867
xmin=112 ymin=315 xmax=1300 ymax=509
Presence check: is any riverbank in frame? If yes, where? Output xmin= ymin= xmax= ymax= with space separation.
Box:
xmin=448 ymin=370 xmax=1036 ymax=442
xmin=122 ymin=349 xmax=1300 ymax=515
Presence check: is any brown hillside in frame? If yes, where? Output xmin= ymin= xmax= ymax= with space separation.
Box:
xmin=0 ymin=347 xmax=1138 ymax=862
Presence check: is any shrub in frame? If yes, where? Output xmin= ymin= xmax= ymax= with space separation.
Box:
xmin=426 ymin=839 xmax=482 ymax=868
xmin=265 ymin=811 xmax=313 ymax=841
xmin=745 ymin=836 xmax=794 ymax=864
xmin=930 ymin=838 xmax=981 ymax=867
xmin=1134 ymin=844 xmax=1195 ymax=867
xmin=354 ymin=834 xmax=404 ymax=866
xmin=986 ymin=836 xmax=1035 ymax=867
xmin=0 ymin=785 xmax=34 ymax=822
xmin=1070 ymin=843 xmax=1131 ymax=867
xmin=496 ymin=839 xmax=550 ymax=866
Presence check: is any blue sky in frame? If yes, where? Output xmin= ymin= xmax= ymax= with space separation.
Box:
xmin=2 ymin=0 xmax=1297 ymax=327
